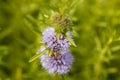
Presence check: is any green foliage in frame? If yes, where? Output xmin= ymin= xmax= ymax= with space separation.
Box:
xmin=66 ymin=37 xmax=77 ymax=47
xmin=0 ymin=0 xmax=120 ymax=80
xmin=29 ymin=47 xmax=47 ymax=63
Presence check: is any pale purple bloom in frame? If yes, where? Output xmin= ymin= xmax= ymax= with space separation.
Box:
xmin=42 ymin=27 xmax=56 ymax=45
xmin=42 ymin=27 xmax=58 ymax=51
xmin=40 ymin=50 xmax=74 ymax=74
xmin=42 ymin=27 xmax=71 ymax=53
xmin=58 ymin=34 xmax=71 ymax=54
xmin=67 ymin=31 xmax=72 ymax=38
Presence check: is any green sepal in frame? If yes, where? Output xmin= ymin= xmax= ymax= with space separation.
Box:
xmin=48 ymin=49 xmax=53 ymax=56
xmin=66 ymin=37 xmax=77 ymax=47
xmin=56 ymin=32 xmax=61 ymax=39
xmin=29 ymin=49 xmax=48 ymax=62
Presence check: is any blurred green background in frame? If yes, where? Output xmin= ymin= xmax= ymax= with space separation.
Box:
xmin=0 ymin=0 xmax=120 ymax=80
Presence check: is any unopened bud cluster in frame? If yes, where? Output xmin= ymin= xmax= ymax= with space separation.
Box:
xmin=54 ymin=13 xmax=72 ymax=27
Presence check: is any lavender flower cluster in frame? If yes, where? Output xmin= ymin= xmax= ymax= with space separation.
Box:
xmin=39 ymin=27 xmax=74 ymax=74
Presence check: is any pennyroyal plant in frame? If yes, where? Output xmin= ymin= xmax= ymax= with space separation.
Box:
xmin=29 ymin=13 xmax=76 ymax=75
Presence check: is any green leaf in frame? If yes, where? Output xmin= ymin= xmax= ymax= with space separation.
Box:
xmin=29 ymin=49 xmax=48 ymax=62
xmin=111 ymin=46 xmax=120 ymax=52
xmin=66 ymin=37 xmax=77 ymax=47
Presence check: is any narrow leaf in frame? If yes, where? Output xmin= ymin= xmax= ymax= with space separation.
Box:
xmin=111 ymin=46 xmax=120 ymax=52
xmin=29 ymin=49 xmax=47 ymax=62
xmin=66 ymin=37 xmax=77 ymax=47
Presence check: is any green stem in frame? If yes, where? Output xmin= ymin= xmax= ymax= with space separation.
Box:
xmin=61 ymin=75 xmax=65 ymax=80
xmin=94 ymin=31 xmax=115 ymax=80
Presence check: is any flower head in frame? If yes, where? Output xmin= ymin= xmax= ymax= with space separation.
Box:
xmin=42 ymin=27 xmax=57 ymax=45
xmin=58 ymin=34 xmax=71 ymax=53
xmin=40 ymin=50 xmax=73 ymax=74
xmin=42 ymin=27 xmax=58 ymax=51
xmin=42 ymin=27 xmax=71 ymax=53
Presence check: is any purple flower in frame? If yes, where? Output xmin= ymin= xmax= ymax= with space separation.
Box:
xmin=42 ymin=27 xmax=57 ymax=48
xmin=42 ymin=27 xmax=59 ymax=51
xmin=58 ymin=34 xmax=71 ymax=54
xmin=42 ymin=27 xmax=71 ymax=53
xmin=67 ymin=31 xmax=72 ymax=38
xmin=40 ymin=50 xmax=74 ymax=74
